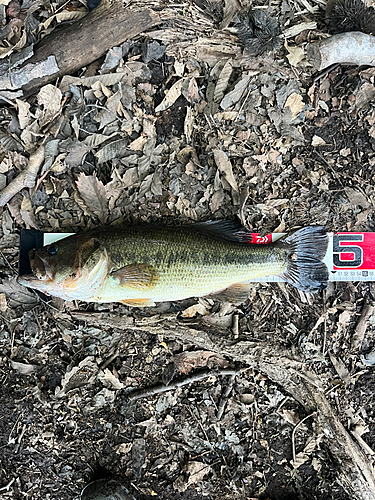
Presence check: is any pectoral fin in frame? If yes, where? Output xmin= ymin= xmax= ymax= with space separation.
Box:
xmin=208 ymin=282 xmax=254 ymax=304
xmin=111 ymin=263 xmax=159 ymax=290
xmin=120 ymin=298 xmax=156 ymax=307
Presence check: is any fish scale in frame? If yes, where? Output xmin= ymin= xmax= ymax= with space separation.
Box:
xmin=93 ymin=226 xmax=287 ymax=302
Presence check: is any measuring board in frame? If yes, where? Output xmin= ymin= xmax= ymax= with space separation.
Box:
xmin=18 ymin=230 xmax=375 ymax=283
xmin=248 ymin=232 xmax=375 ymax=283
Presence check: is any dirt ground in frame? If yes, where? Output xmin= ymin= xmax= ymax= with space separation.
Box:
xmin=1 ymin=0 xmax=375 ymax=499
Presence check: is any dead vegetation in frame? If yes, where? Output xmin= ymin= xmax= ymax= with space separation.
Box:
xmin=1 ymin=0 xmax=375 ymax=499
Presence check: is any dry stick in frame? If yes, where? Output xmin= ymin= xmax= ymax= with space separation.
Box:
xmin=0 ymin=478 xmax=15 ymax=493
xmin=24 ymin=145 xmax=45 ymax=188
xmin=322 ymin=289 xmax=327 ymax=356
xmin=306 ymin=32 xmax=375 ymax=71
xmin=351 ymin=300 xmax=375 ymax=351
xmin=216 ymin=374 xmax=236 ymax=420
xmin=291 ymin=412 xmax=317 ymax=463
xmin=0 ymin=145 xmax=45 ymax=207
xmin=186 ymin=404 xmax=213 ymax=449
xmin=19 ymin=1 xmax=160 ymax=96
xmin=126 ymin=369 xmax=239 ymax=401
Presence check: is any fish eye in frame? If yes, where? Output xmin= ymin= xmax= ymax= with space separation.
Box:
xmin=47 ymin=245 xmax=58 ymax=256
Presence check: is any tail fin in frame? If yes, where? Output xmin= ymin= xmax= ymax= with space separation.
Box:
xmin=280 ymin=226 xmax=328 ymax=293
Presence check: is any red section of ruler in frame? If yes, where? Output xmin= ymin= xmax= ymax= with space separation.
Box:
xmin=248 ymin=234 xmax=273 ymax=244
xmin=332 ymin=233 xmax=375 ymax=271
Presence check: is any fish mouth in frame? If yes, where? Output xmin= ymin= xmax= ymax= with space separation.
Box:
xmin=17 ymin=274 xmax=53 ymax=286
xmin=29 ymin=249 xmax=55 ymax=281
xmin=17 ymin=249 xmax=55 ymax=288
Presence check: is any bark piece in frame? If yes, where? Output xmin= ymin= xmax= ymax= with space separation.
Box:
xmin=307 ymin=31 xmax=375 ymax=71
xmin=17 ymin=1 xmax=160 ymax=95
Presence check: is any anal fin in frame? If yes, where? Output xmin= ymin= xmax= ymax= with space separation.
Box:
xmin=120 ymin=298 xmax=156 ymax=307
xmin=208 ymin=282 xmax=254 ymax=304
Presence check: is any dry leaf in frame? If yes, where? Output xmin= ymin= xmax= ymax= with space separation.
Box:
xmin=0 ymin=292 xmax=7 ymax=312
xmin=329 ymin=353 xmax=351 ymax=385
xmin=116 ymin=443 xmax=132 ymax=454
xmin=186 ymin=461 xmax=212 ymax=485
xmin=0 ymin=145 xmax=45 ymax=207
xmin=0 ymin=278 xmax=37 ymax=308
xmin=83 ymin=132 xmax=118 ymax=149
xmin=37 ymin=9 xmax=86 ymax=36
xmin=187 ymin=77 xmax=199 ymax=103
xmin=213 ymin=149 xmax=239 ymax=192
xmin=59 ymin=73 xmax=125 ymax=93
xmin=24 ymin=145 xmax=45 ymax=188
xmin=181 ymin=303 xmax=209 ymax=318
xmin=20 ymin=209 xmax=39 ymax=229
xmin=76 ymin=173 xmax=109 ymax=223
xmin=344 ymin=187 xmax=370 ymax=208
xmin=56 ymin=356 xmax=99 ymax=397
xmin=291 ymin=435 xmax=321 ymax=469
xmin=155 ymin=78 xmax=184 ymax=112
xmin=95 ymin=138 xmax=129 ymax=164
xmin=214 ymin=60 xmax=233 ymax=104
xmin=285 ymin=42 xmax=307 ymax=67
xmin=311 ymin=135 xmax=326 ymax=146
xmin=220 ymin=75 xmax=251 ymax=110
xmin=172 ymin=350 xmax=229 ymax=375
xmin=37 ymin=84 xmax=62 ymax=128
xmin=184 ymin=105 xmax=194 ymax=144
xmin=128 ymin=136 xmax=148 ymax=151
xmin=15 ymin=98 xmax=30 ymax=130
xmin=174 ymin=60 xmax=184 ymax=76
xmin=10 ymin=359 xmax=39 ymax=375
xmin=97 ymin=368 xmax=124 ymax=390
xmin=284 ymin=92 xmax=304 ymax=120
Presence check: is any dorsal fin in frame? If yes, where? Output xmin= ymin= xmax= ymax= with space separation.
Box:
xmin=195 ymin=220 xmax=254 ymax=244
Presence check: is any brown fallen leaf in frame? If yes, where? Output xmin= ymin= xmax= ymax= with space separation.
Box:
xmin=76 ymin=173 xmax=109 ymax=223
xmin=180 ymin=303 xmax=209 ymax=318
xmin=213 ymin=149 xmax=239 ymax=193
xmin=172 ymin=350 xmax=229 ymax=375
xmin=155 ymin=78 xmax=184 ymax=112
xmin=187 ymin=77 xmax=200 ymax=103
xmin=186 ymin=461 xmax=212 ymax=486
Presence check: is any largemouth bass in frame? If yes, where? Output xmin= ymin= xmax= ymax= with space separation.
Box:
xmin=17 ymin=221 xmax=328 ymax=306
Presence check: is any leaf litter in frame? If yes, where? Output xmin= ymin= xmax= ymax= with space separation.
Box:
xmin=1 ymin=0 xmax=375 ymax=499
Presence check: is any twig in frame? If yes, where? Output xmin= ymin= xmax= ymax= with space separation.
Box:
xmin=0 ymin=478 xmax=15 ymax=493
xmin=313 ymin=63 xmax=340 ymax=83
xmin=291 ymin=412 xmax=316 ymax=463
xmin=351 ymin=428 xmax=375 ymax=458
xmin=14 ymin=424 xmax=27 ymax=454
xmin=216 ymin=374 xmax=236 ymax=420
xmin=322 ymin=289 xmax=327 ymax=356
xmin=126 ymin=369 xmax=240 ymax=401
xmin=186 ymin=405 xmax=213 ymax=448
xmin=351 ymin=300 xmax=375 ymax=351
xmin=0 ymin=145 xmax=45 ymax=207
xmin=100 ymin=350 xmax=120 ymax=370
xmin=232 ymin=313 xmax=239 ymax=339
